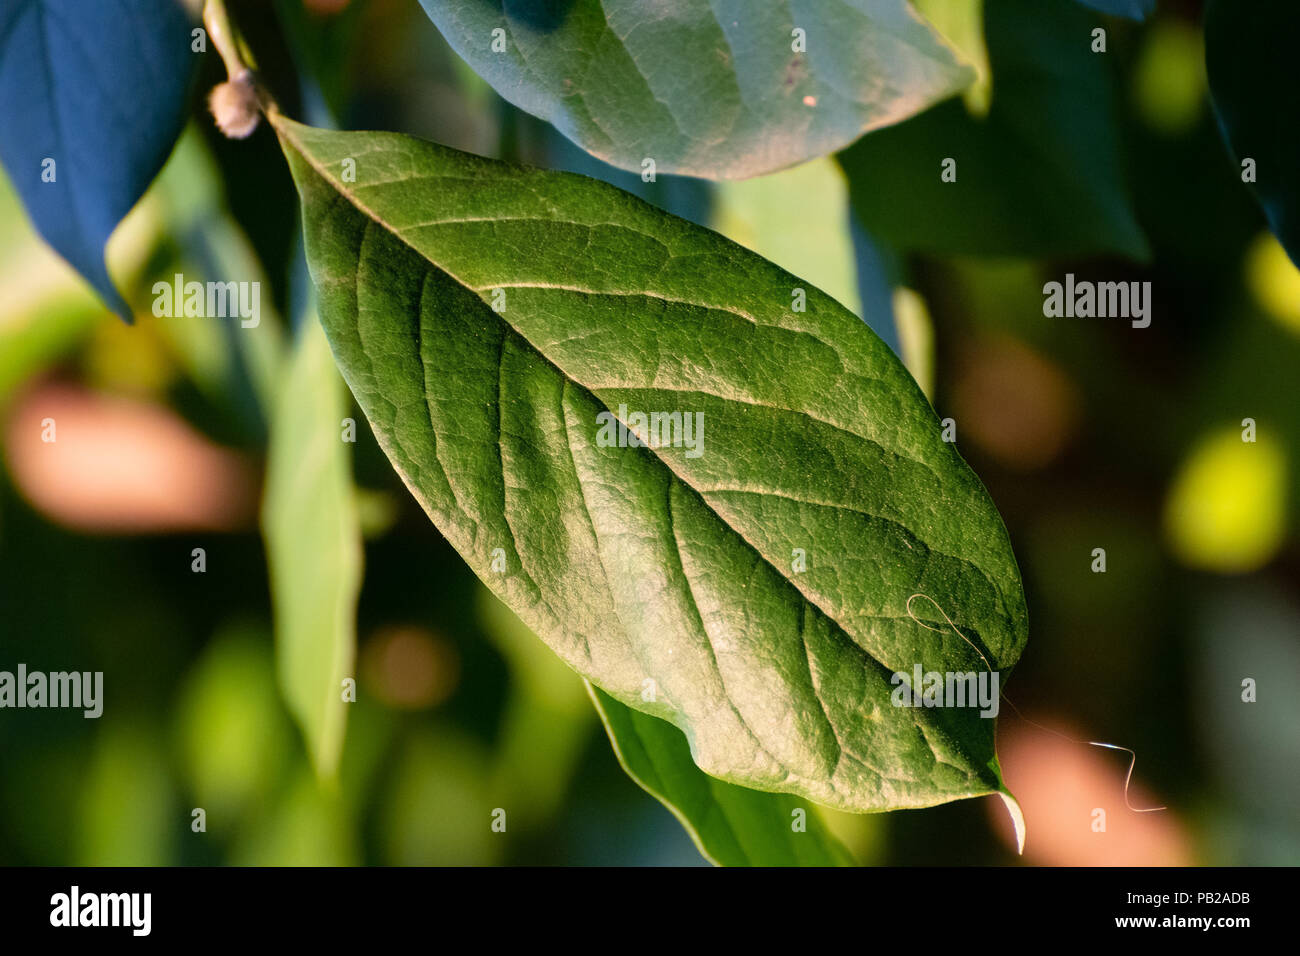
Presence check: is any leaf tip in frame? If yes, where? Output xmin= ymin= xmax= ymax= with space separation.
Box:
xmin=997 ymin=790 xmax=1026 ymax=856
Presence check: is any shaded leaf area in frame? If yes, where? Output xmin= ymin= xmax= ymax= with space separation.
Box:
xmin=275 ymin=117 xmax=1026 ymax=814
xmin=1206 ymin=0 xmax=1300 ymax=270
xmin=589 ymin=684 xmax=855 ymax=865
xmin=839 ymin=0 xmax=1149 ymax=260
xmin=418 ymin=0 xmax=973 ymax=179
xmin=0 ymin=0 xmax=194 ymax=317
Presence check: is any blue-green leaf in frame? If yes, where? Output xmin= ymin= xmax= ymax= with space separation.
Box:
xmin=0 ymin=0 xmax=195 ymax=318
xmin=417 ymin=0 xmax=974 ymax=179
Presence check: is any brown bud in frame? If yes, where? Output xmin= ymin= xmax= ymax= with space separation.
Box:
xmin=208 ymin=69 xmax=260 ymax=139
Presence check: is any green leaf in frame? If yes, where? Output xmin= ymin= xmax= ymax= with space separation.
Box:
xmin=589 ymin=683 xmax=854 ymax=866
xmin=262 ymin=317 xmax=363 ymax=779
xmin=273 ymin=114 xmax=1027 ymax=816
xmin=1206 ymin=0 xmax=1300 ymax=270
xmin=838 ymin=0 xmax=1149 ymax=260
xmin=417 ymin=0 xmax=974 ymax=180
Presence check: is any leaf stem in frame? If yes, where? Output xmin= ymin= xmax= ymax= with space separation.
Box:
xmin=204 ymin=0 xmax=279 ymax=105
xmin=202 ymin=0 xmax=250 ymax=78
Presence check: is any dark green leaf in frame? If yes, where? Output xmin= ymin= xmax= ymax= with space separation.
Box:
xmin=417 ymin=0 xmax=974 ymax=179
xmin=1206 ymin=0 xmax=1300 ymax=269
xmin=274 ymin=115 xmax=1027 ymax=817
xmin=838 ymin=0 xmax=1149 ymax=260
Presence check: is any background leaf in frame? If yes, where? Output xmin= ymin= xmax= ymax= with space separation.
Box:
xmin=1206 ymin=0 xmax=1300 ymax=270
xmin=711 ymin=156 xmax=861 ymax=318
xmin=275 ymin=116 xmax=1027 ymax=815
xmin=589 ymin=683 xmax=855 ymax=866
xmin=838 ymin=0 xmax=1149 ymax=260
xmin=478 ymin=588 xmax=595 ymax=831
xmin=416 ymin=0 xmax=974 ymax=180
xmin=262 ymin=315 xmax=363 ymax=779
xmin=0 ymin=0 xmax=195 ymax=318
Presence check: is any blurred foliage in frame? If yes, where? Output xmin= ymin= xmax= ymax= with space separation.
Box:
xmin=0 ymin=0 xmax=1296 ymax=866
xmin=262 ymin=318 xmax=360 ymax=779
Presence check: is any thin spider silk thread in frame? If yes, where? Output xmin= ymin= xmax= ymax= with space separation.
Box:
xmin=905 ymin=593 xmax=1166 ymax=814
